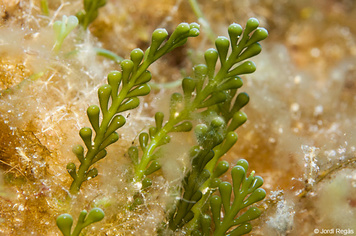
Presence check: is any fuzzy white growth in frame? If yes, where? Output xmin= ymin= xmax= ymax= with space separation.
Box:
xmin=301 ymin=145 xmax=320 ymax=187
xmin=266 ymin=192 xmax=295 ymax=235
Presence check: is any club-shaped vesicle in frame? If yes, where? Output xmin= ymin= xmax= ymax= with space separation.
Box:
xmin=87 ymin=105 xmax=100 ymax=133
xmin=98 ymin=84 xmax=112 ymax=117
xmin=79 ymin=127 xmax=92 ymax=150
xmin=107 ymin=71 xmax=122 ymax=99
xmin=127 ymin=84 xmax=151 ymax=98
xmin=204 ymin=48 xmax=219 ymax=80
xmin=215 ymin=36 xmax=230 ymax=65
xmin=228 ymin=23 xmax=243 ymax=47
xmin=117 ymin=97 xmax=140 ymax=112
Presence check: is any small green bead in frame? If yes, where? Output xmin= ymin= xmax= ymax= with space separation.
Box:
xmin=121 ymin=59 xmax=134 ymax=73
xmin=111 ymin=115 xmax=126 ymax=129
xmin=79 ymin=127 xmax=92 ymax=149
xmin=135 ymin=70 xmax=152 ymax=85
xmin=171 ymin=121 xmax=192 ymax=132
xmin=98 ymin=84 xmax=112 ymax=113
xmin=231 ymin=165 xmax=246 ymax=190
xmin=219 ymin=181 xmax=232 ymax=213
xmin=236 ymin=159 xmax=249 ymax=172
xmin=245 ymin=18 xmax=259 ymax=34
xmin=92 ymin=149 xmax=107 ymax=164
xmin=249 ymin=176 xmax=264 ymax=192
xmin=175 ymin=23 xmax=190 ymax=36
xmin=130 ymin=48 xmax=144 ymax=66
xmin=228 ymin=61 xmax=256 ymax=76
xmin=72 ymin=145 xmax=84 ymax=161
xmin=87 ymin=105 xmax=100 ymax=132
xmin=234 ymin=207 xmax=261 ymax=225
xmin=127 ymin=83 xmax=151 ymax=97
xmin=145 ymin=160 xmax=161 ymax=175
xmin=215 ymin=36 xmax=230 ymax=63
xmin=182 ymin=77 xmax=196 ymax=98
xmin=142 ymin=178 xmax=152 ymax=189
xmin=132 ymin=196 xmax=144 ymax=208
xmin=189 ymin=28 xmax=200 ymax=37
xmin=211 ymin=116 xmax=225 ymax=128
xmin=189 ymin=22 xmax=200 ymax=30
xmin=218 ymin=77 xmax=243 ymax=91
xmin=106 ymin=115 xmax=126 ymax=137
xmin=214 ymin=161 xmax=229 ymax=177
xmin=86 ymin=167 xmax=98 ymax=180
xmin=210 ymin=195 xmax=222 ymax=226
xmin=246 ymin=28 xmax=268 ymax=47
xmin=233 ymin=92 xmax=249 ymax=111
xmin=117 ymin=97 xmax=140 ymax=112
xmin=210 ymin=178 xmax=222 ymax=188
xmin=157 ymin=135 xmax=171 ymax=146
xmin=194 ymin=124 xmax=208 ymax=137
xmin=204 ymin=48 xmax=218 ymax=76
xmin=99 ymin=132 xmax=119 ymax=150
xmin=107 ymin=71 xmax=122 ymax=87
xmin=66 ymin=162 xmax=76 ymax=171
xmin=228 ymin=111 xmax=247 ymax=132
xmin=228 ymin=23 xmax=243 ymax=46
xmin=243 ymin=188 xmax=266 ymax=207
xmin=85 ymin=208 xmax=105 ymax=224
xmin=155 ymin=112 xmax=164 ymax=130
xmin=128 ymin=146 xmax=139 ymax=165
xmin=149 ymin=126 xmax=157 ymax=138
xmin=66 ymin=163 xmax=77 ymax=180
xmin=237 ymin=43 xmax=262 ymax=62
xmin=139 ymin=132 xmax=149 ymax=150
xmin=121 ymin=59 xmax=134 ymax=84
xmin=171 ymin=92 xmax=183 ymax=103
xmin=194 ymin=64 xmax=208 ymax=78
xmin=56 ymin=214 xmax=73 ymax=236
xmin=150 ymin=29 xmax=169 ymax=56
xmin=219 ymin=131 xmax=238 ymax=154
xmin=228 ymin=23 xmax=243 ymax=38
xmin=152 ymin=28 xmax=169 ymax=43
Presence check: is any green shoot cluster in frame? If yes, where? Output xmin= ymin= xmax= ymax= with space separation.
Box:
xmin=58 ymin=15 xmax=267 ymax=236
xmin=67 ymin=22 xmax=200 ymax=194
xmin=53 ymin=15 xmax=79 ymax=53
xmin=149 ymin=18 xmax=266 ymax=235
xmin=76 ymin=0 xmax=107 ymax=30
xmin=208 ymin=159 xmax=266 ymax=236
xmin=128 ymin=18 xmax=267 ymax=189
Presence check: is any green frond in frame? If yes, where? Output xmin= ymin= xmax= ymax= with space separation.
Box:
xmin=209 ymin=160 xmax=266 ymax=235
xmin=67 ymin=22 xmax=200 ymax=194
xmin=56 ymin=208 xmax=105 ymax=236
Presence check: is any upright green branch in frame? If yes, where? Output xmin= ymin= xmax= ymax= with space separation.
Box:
xmin=131 ymin=18 xmax=268 ymax=185
xmin=67 ymin=23 xmax=200 ymax=194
